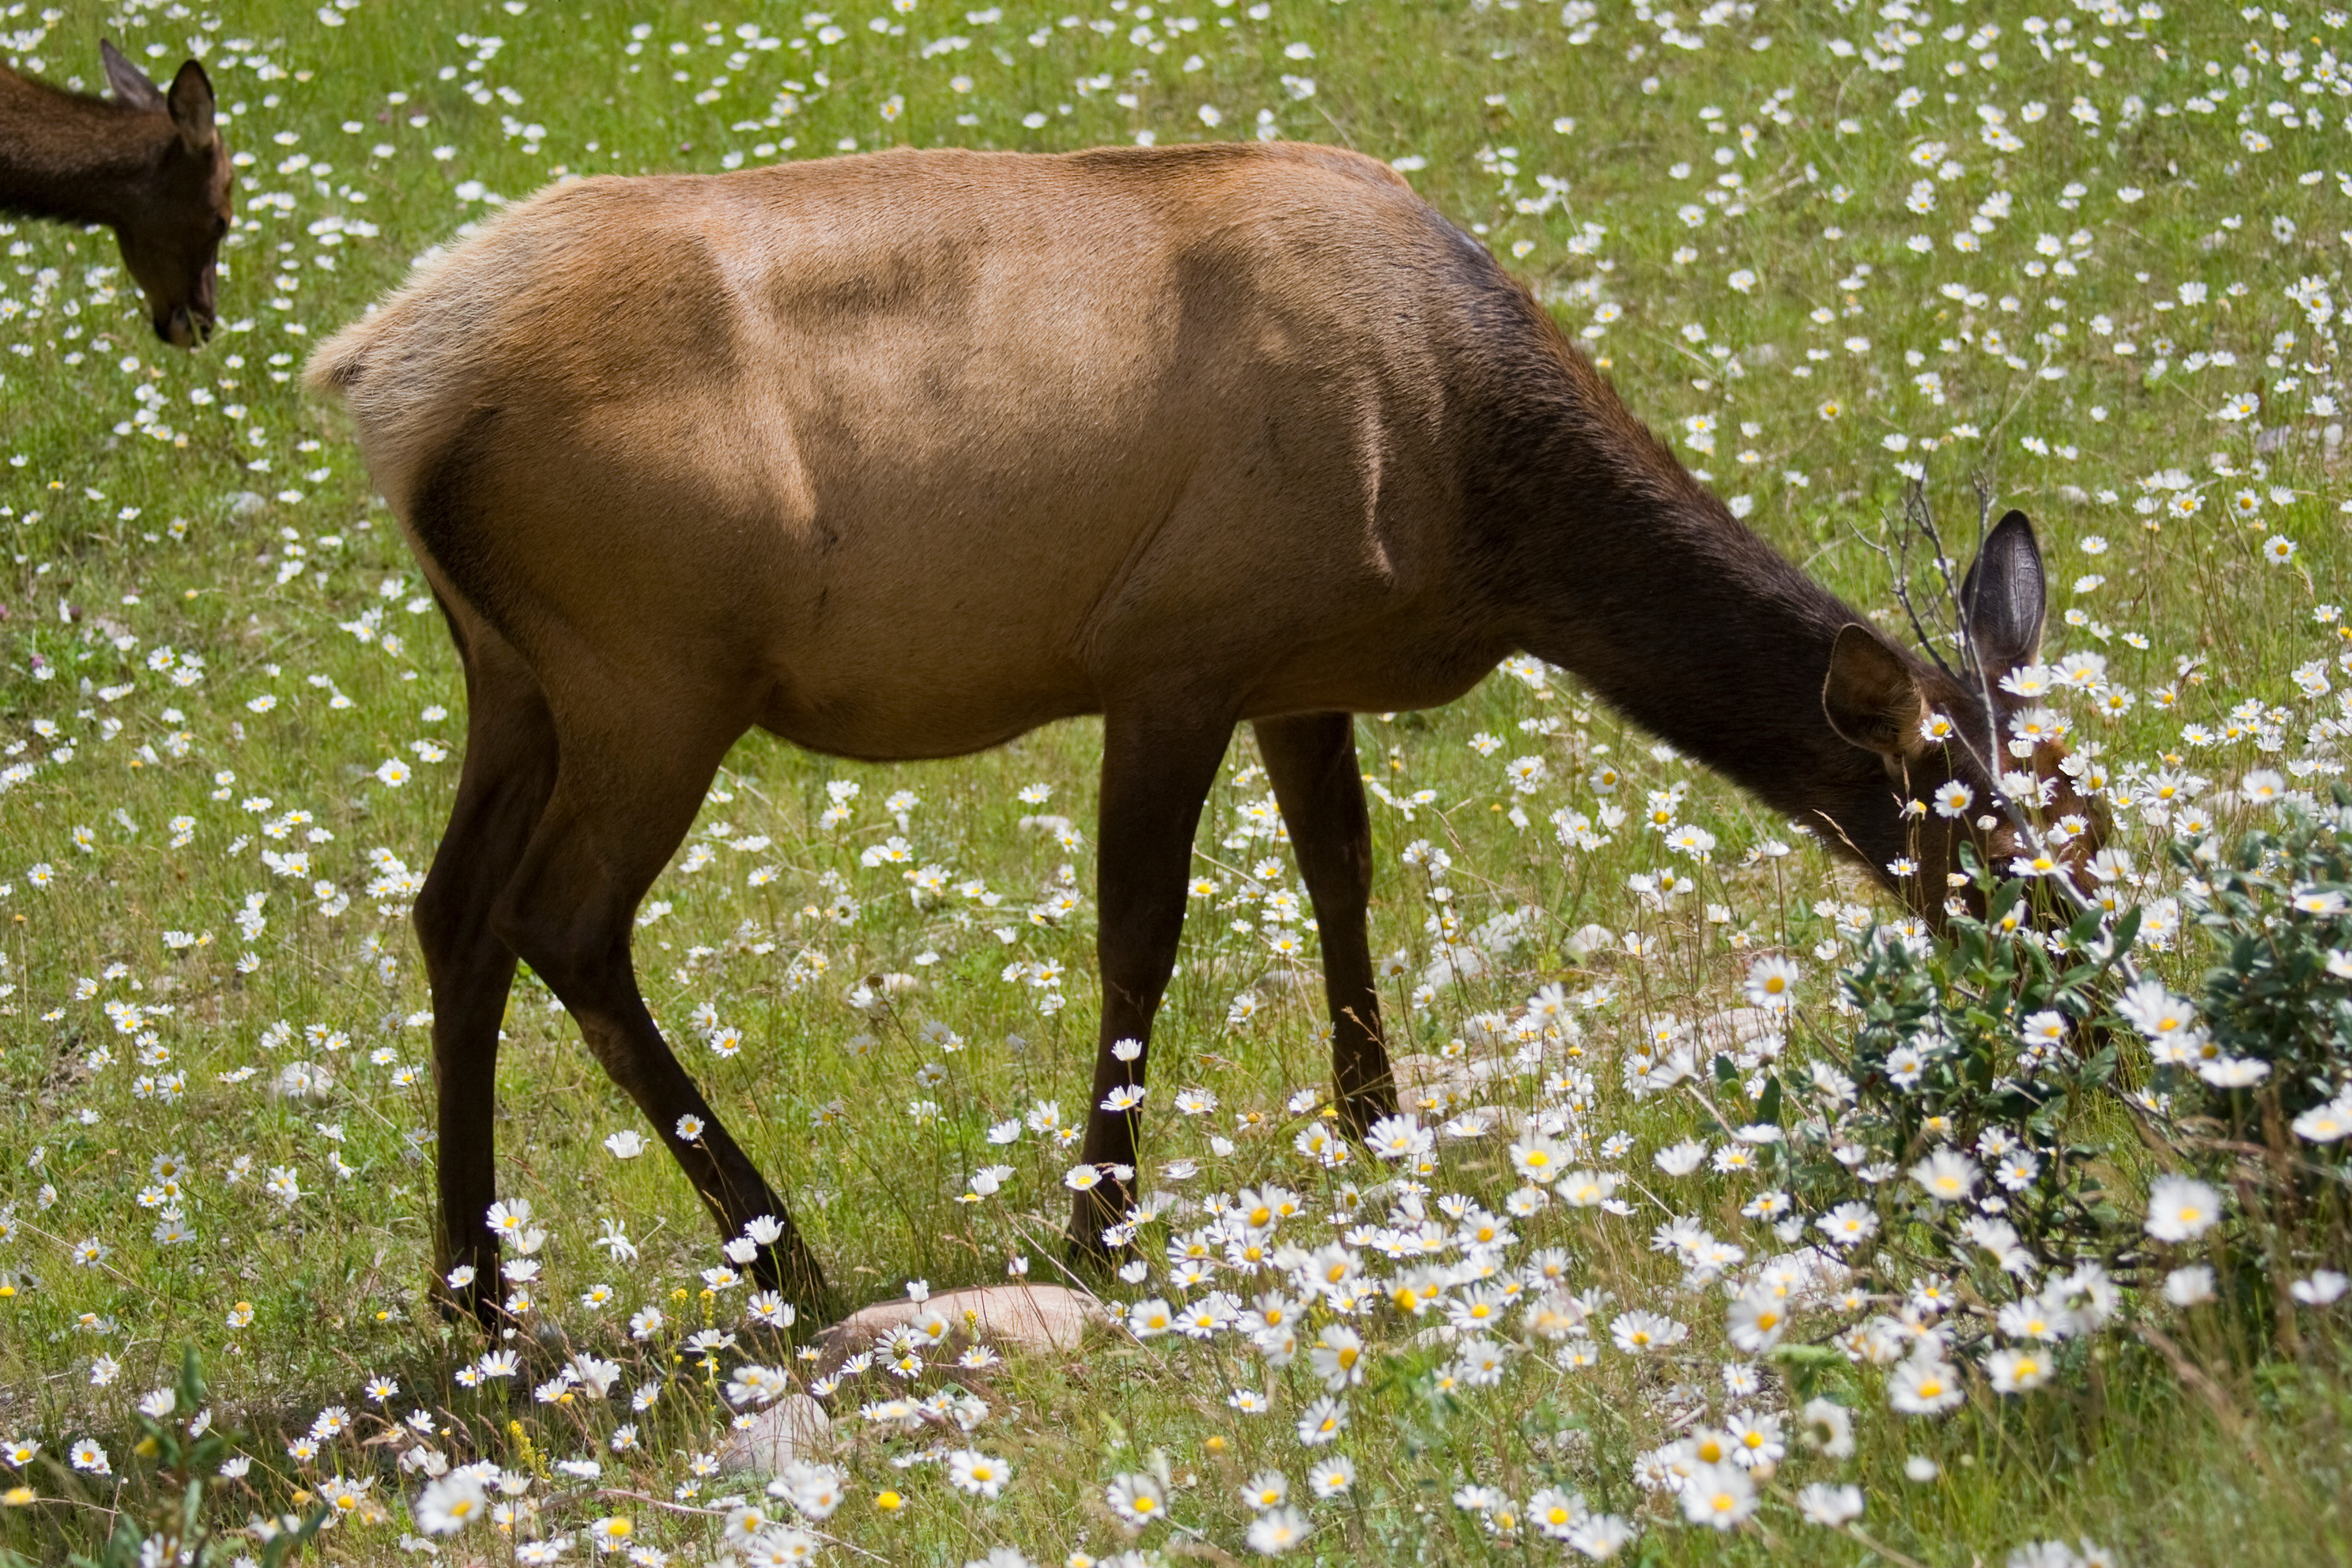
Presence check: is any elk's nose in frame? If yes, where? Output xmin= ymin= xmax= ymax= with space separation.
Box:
xmin=160 ymin=305 xmax=197 ymax=349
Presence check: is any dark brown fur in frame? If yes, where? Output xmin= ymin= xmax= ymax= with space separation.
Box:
xmin=0 ymin=42 xmax=231 ymax=346
xmin=308 ymin=144 xmax=2093 ymax=1322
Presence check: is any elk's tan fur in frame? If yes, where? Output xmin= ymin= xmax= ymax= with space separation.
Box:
xmin=309 ymin=142 xmax=2087 ymax=1319
xmin=311 ymin=144 xmax=1510 ymax=757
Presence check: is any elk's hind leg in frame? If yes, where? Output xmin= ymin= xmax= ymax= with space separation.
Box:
xmin=1254 ymin=712 xmax=1394 ymax=1137
xmin=487 ymin=689 xmax=830 ymax=1320
xmin=1067 ymin=708 xmax=1235 ymax=1259
xmin=414 ymin=609 xmax=559 ymax=1326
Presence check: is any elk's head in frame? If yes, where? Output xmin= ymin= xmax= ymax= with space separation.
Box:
xmin=101 ymin=42 xmax=231 ymax=348
xmin=1817 ymin=510 xmax=2108 ymax=926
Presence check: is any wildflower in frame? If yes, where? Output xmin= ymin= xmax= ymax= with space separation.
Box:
xmin=742 ymin=1528 xmax=821 ymax=1565
xmin=1567 ymin=1515 xmax=1637 ymax=1559
xmin=1531 ymin=1486 xmax=1588 ymax=1539
xmin=1797 ymin=1482 xmax=1863 ymax=1526
xmin=1801 ymin=1398 xmax=1857 ymax=1459
xmin=416 ymin=1473 xmax=487 ymax=1533
xmin=1508 ymin=1130 xmax=1565 ymax=1184
xmin=946 ymin=1449 xmax=1009 ymax=1499
xmin=1308 ymin=1325 xmax=1365 ymax=1390
xmin=1294 ymin=1395 xmax=1348 ymax=1447
xmin=1742 ymin=956 xmax=1800 ymax=1010
xmin=69 ymin=1440 xmax=110 ymax=1475
xmin=2197 ymin=1056 xmax=2270 ymax=1088
xmin=1556 ymin=1170 xmax=1617 ymax=1208
xmin=1610 ymin=1310 xmax=1686 ymax=1353
xmin=1727 ymin=1289 xmax=1787 ymax=1353
xmin=2143 ymin=1175 xmax=2223 ymax=1242
xmin=1654 ymin=1140 xmax=1707 ymax=1176
xmin=2163 ymin=1265 xmax=2217 ymax=1306
xmin=777 ymin=1460 xmax=845 ymax=1520
xmin=2117 ymin=979 xmax=2200 ymax=1043
xmin=1367 ymin=1113 xmax=1430 ymax=1161
xmin=1909 ymin=1149 xmax=1979 ymax=1203
xmin=1308 ymin=1456 xmax=1354 ymax=1498
xmin=1105 ymin=1472 xmax=1165 ymax=1526
xmin=1985 ymin=1347 xmax=2053 ymax=1393
xmin=2019 ymin=1011 xmax=2068 ymax=1049
xmin=2291 ymin=1272 xmax=2349 ymax=1307
xmin=1725 ymin=1409 xmax=1783 ymax=1469
xmin=1677 ymin=1463 xmax=1756 ymax=1529
xmin=2291 ymin=1098 xmax=2352 ymax=1143
xmin=1245 ymin=1506 xmax=1310 ymax=1555
xmin=1887 ymin=1354 xmax=1965 ymax=1415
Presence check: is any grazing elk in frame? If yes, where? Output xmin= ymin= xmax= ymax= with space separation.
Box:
xmin=0 ymin=42 xmax=231 ymax=347
xmin=307 ymin=142 xmax=2094 ymax=1322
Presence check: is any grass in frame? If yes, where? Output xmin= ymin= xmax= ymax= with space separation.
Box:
xmin=3 ymin=0 xmax=2351 ymax=1563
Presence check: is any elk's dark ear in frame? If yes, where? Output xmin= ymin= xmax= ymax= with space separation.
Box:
xmin=1824 ymin=624 xmax=1928 ymax=757
xmin=1959 ymin=509 xmax=2046 ymax=674
xmin=166 ymin=61 xmax=217 ymax=154
xmin=100 ymin=40 xmax=166 ymax=112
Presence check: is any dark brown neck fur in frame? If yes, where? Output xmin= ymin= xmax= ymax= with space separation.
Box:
xmin=0 ymin=65 xmax=169 ymax=230
xmin=1441 ymin=235 xmax=1887 ymax=831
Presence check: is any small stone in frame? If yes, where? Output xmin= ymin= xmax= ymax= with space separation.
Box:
xmin=719 ymin=1392 xmax=828 ymax=1476
xmin=816 ymin=1284 xmax=1104 ymax=1369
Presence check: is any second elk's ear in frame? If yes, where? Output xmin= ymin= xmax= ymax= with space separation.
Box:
xmin=1823 ymin=623 xmax=1928 ymax=757
xmin=100 ymin=39 xmax=167 ymax=112
xmin=1959 ymin=510 xmax=2047 ymax=676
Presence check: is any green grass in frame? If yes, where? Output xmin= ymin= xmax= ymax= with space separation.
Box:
xmin=3 ymin=0 xmax=2351 ymax=1563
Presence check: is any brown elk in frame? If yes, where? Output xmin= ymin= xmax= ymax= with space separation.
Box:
xmin=308 ymin=142 xmax=2093 ymax=1322
xmin=0 ymin=42 xmax=231 ymax=347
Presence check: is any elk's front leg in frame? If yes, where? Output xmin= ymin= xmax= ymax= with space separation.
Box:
xmin=1066 ymin=708 xmax=1235 ymax=1259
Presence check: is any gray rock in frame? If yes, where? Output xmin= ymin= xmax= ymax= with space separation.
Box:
xmin=719 ymin=1393 xmax=830 ymax=1475
xmin=815 ymin=1283 xmax=1105 ymax=1370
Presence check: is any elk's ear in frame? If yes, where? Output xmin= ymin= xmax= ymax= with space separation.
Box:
xmin=1824 ymin=623 xmax=1928 ymax=757
xmin=166 ymin=61 xmax=217 ymax=155
xmin=1959 ymin=509 xmax=2046 ymax=674
xmin=100 ymin=40 xmax=166 ymax=112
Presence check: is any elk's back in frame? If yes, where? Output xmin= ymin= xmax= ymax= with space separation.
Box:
xmin=308 ymin=144 xmax=1519 ymax=756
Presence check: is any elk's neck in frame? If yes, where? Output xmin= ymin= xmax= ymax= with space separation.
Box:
xmin=0 ymin=71 xmax=165 ymax=229
xmin=1469 ymin=345 xmax=1883 ymax=826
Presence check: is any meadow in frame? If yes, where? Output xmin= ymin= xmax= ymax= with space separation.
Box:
xmin=3 ymin=0 xmax=2352 ymax=1562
